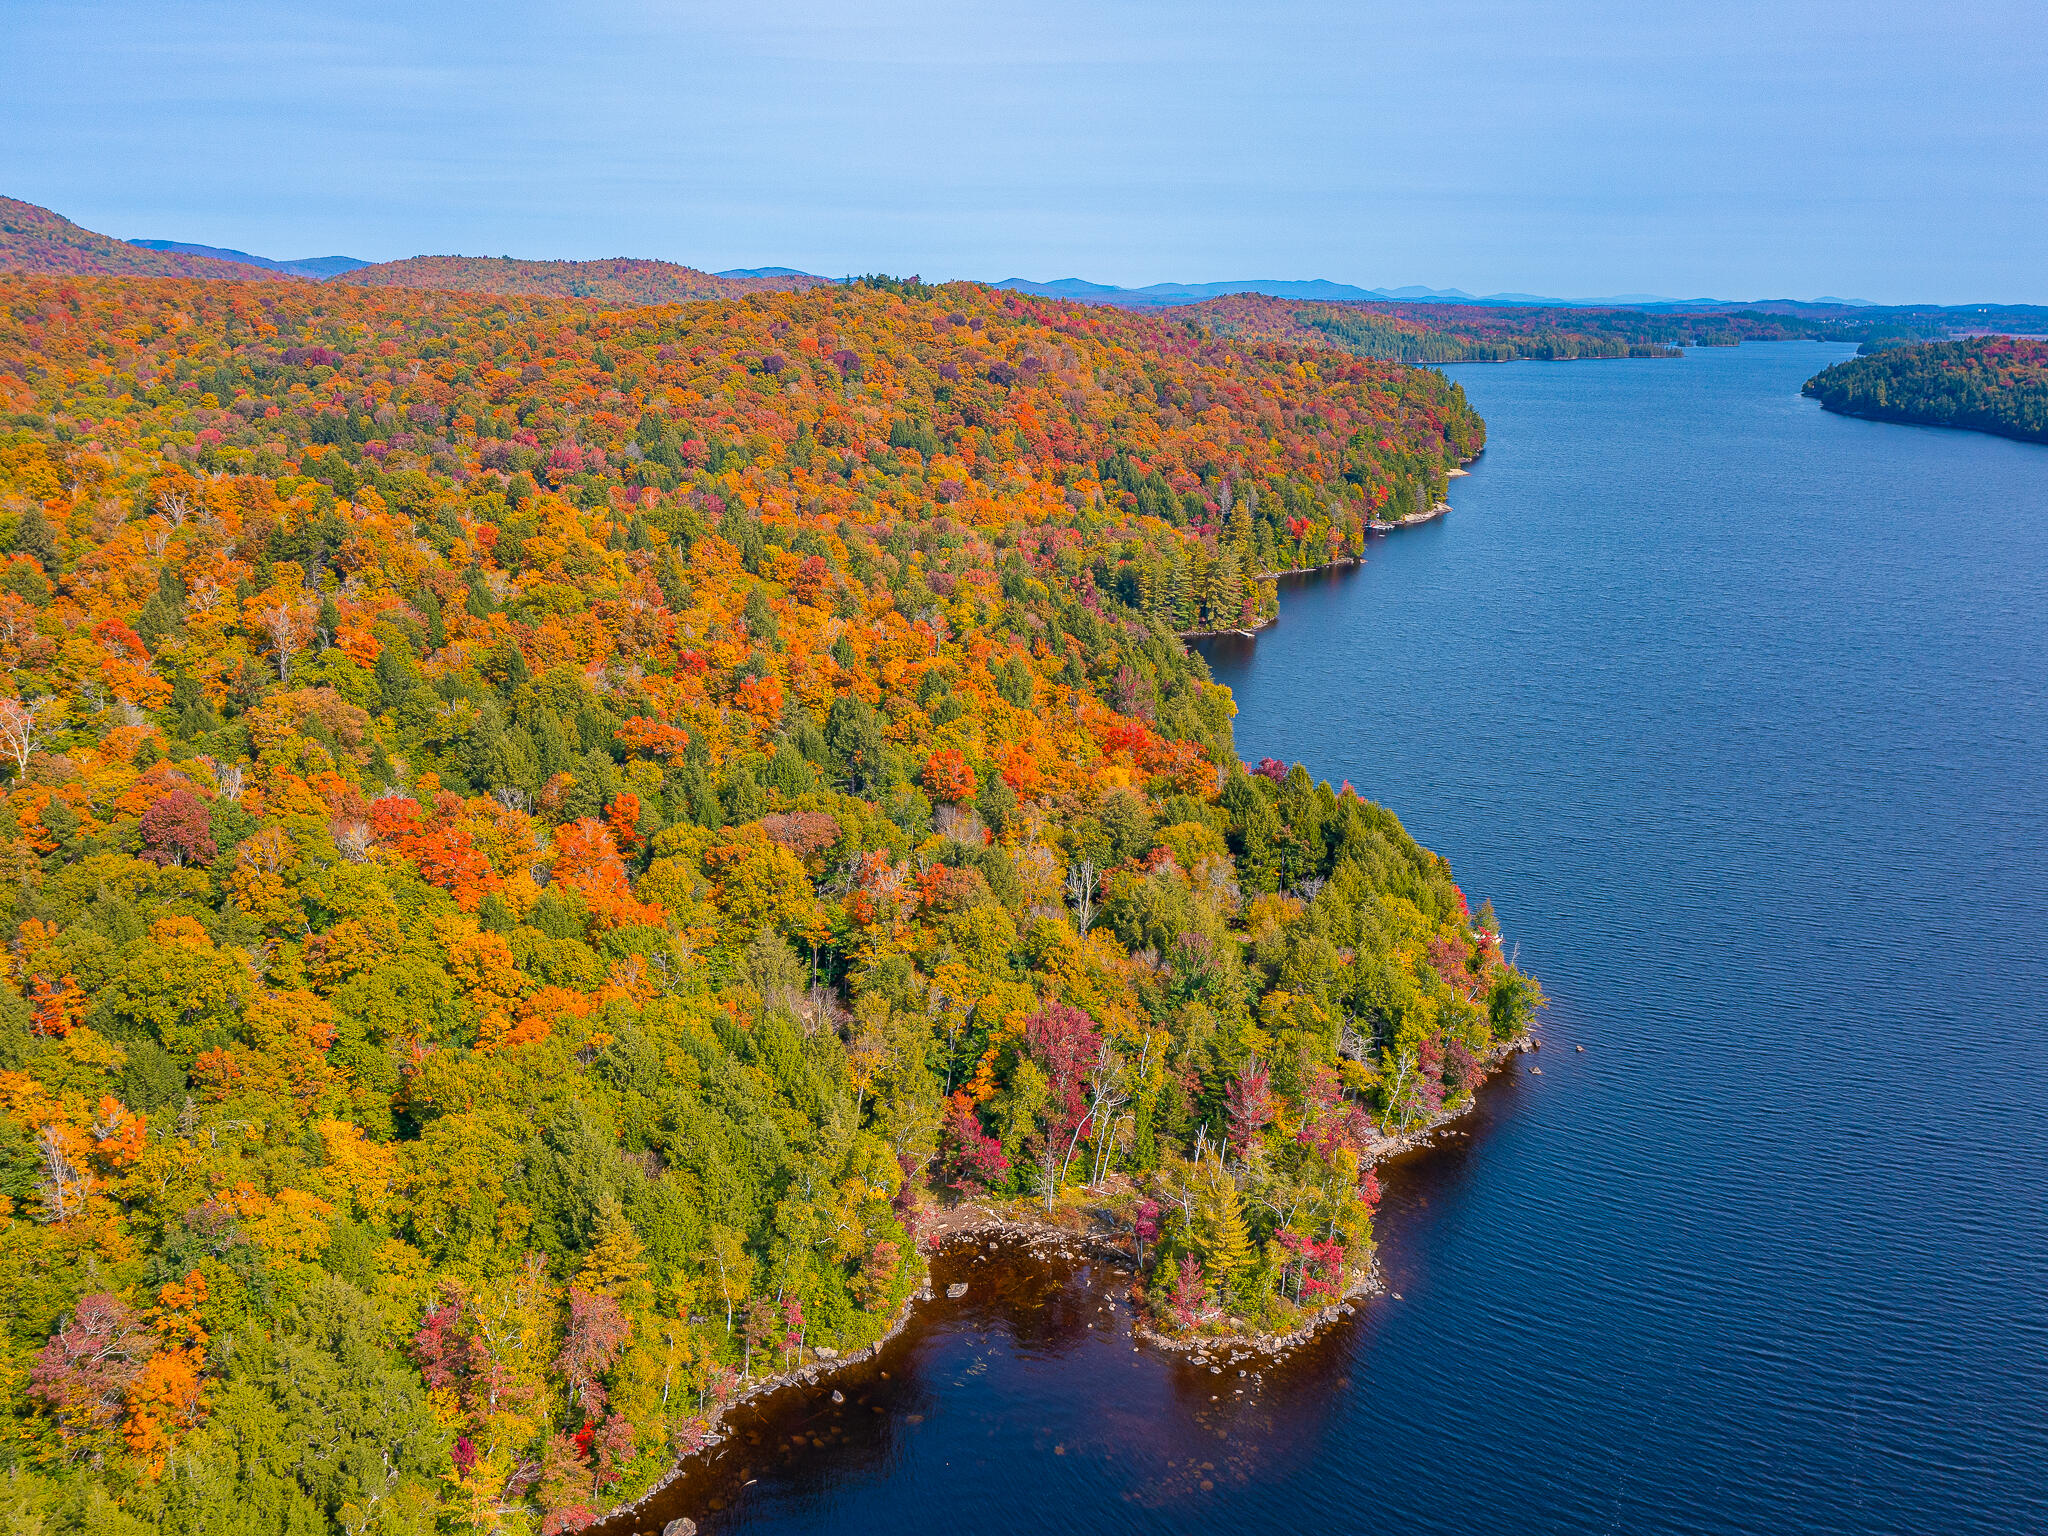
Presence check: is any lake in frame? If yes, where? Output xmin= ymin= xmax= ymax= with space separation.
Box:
xmin=604 ymin=343 xmax=2048 ymax=1535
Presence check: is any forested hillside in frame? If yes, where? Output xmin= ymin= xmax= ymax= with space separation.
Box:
xmin=1802 ymin=335 xmax=2048 ymax=443
xmin=0 ymin=271 xmax=1528 ymax=1535
xmin=0 ymin=201 xmax=289 ymax=285
xmin=1187 ymin=293 xmax=1839 ymax=362
xmin=335 ymin=256 xmax=828 ymax=304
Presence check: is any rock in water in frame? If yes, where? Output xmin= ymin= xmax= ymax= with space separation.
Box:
xmin=663 ymin=1520 xmax=698 ymax=1536
xmin=946 ymin=1282 xmax=968 ymax=1299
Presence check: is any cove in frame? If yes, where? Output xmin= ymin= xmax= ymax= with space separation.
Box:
xmin=602 ymin=343 xmax=2048 ymax=1535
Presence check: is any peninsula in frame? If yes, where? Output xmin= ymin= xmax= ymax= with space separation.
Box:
xmin=0 ymin=259 xmax=1537 ymax=1534
xmin=1802 ymin=336 xmax=2048 ymax=444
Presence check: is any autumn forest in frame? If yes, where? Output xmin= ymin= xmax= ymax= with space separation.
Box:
xmin=0 ymin=268 xmax=1539 ymax=1536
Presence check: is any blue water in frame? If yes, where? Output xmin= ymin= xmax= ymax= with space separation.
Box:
xmin=611 ymin=344 xmax=2048 ymax=1536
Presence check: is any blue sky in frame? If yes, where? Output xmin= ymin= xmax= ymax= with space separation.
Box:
xmin=4 ymin=0 xmax=2043 ymax=303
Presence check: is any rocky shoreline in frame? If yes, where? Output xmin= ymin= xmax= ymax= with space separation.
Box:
xmin=593 ymin=1031 xmax=1533 ymax=1532
xmin=1130 ymin=1029 xmax=1532 ymax=1361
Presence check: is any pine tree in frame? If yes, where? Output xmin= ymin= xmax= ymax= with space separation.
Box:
xmin=1168 ymin=549 xmax=1194 ymax=630
xmin=1191 ymin=1157 xmax=1251 ymax=1296
xmin=576 ymin=1208 xmax=653 ymax=1310
xmin=1212 ymin=545 xmax=1241 ymax=627
xmin=10 ymin=503 xmax=58 ymax=570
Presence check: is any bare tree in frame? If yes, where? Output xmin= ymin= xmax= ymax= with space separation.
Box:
xmin=1084 ymin=1037 xmax=1132 ymax=1186
xmin=1064 ymin=857 xmax=1098 ymax=935
xmin=37 ymin=1126 xmax=92 ymax=1223
xmin=332 ymin=820 xmax=372 ymax=863
xmin=253 ymin=594 xmax=314 ymax=681
xmin=0 ymin=696 xmax=54 ymax=774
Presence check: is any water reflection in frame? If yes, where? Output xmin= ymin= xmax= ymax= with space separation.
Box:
xmin=595 ymin=1107 xmax=1511 ymax=1536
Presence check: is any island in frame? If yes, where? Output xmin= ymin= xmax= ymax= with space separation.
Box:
xmin=1802 ymin=335 xmax=2048 ymax=444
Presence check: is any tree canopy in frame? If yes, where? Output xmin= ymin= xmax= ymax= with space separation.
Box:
xmin=0 ymin=270 xmax=1532 ymax=1535
xmin=1802 ymin=335 xmax=2048 ymax=443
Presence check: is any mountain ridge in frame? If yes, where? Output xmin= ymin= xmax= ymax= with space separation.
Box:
xmin=332 ymin=253 xmax=831 ymax=302
xmin=126 ymin=239 xmax=370 ymax=279
xmin=988 ymin=276 xmax=1860 ymax=311
xmin=0 ymin=195 xmax=2017 ymax=318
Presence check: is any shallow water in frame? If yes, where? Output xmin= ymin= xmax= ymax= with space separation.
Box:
xmin=607 ymin=343 xmax=2048 ymax=1535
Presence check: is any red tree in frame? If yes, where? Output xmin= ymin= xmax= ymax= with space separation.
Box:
xmin=1225 ymin=1058 xmax=1273 ymax=1155
xmin=922 ymin=748 xmax=976 ymax=804
xmin=1133 ymin=1199 xmax=1160 ymax=1265
xmin=1168 ymin=1255 xmax=1207 ymax=1327
xmin=28 ymin=1293 xmax=151 ymax=1455
xmin=139 ymin=788 xmax=216 ymax=867
xmin=410 ymin=1290 xmax=475 ymax=1399
xmin=556 ymin=1288 xmax=630 ymax=1418
xmin=1024 ymin=1005 xmax=1101 ymax=1201
xmin=941 ymin=1096 xmax=1011 ymax=1191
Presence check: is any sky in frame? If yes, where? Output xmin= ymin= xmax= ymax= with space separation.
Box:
xmin=3 ymin=0 xmax=2044 ymax=304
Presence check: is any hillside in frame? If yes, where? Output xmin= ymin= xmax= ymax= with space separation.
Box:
xmin=1182 ymin=293 xmax=1843 ymax=363
xmin=0 ymin=199 xmax=293 ymax=283
xmin=336 ymin=254 xmax=829 ymax=302
xmin=1802 ymin=336 xmax=2048 ymax=443
xmin=0 ymin=271 xmax=1530 ymax=1535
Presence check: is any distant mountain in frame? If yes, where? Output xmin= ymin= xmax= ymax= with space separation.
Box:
xmin=998 ymin=276 xmax=1405 ymax=306
xmin=0 ymin=197 xmax=292 ymax=282
xmin=335 ymin=254 xmax=831 ymax=302
xmin=716 ymin=266 xmax=826 ymax=280
xmin=281 ymin=255 xmax=373 ymax=279
xmin=127 ymin=239 xmax=370 ymax=279
xmin=1376 ymin=285 xmax=1479 ymax=301
xmin=993 ymin=276 xmax=1789 ymax=310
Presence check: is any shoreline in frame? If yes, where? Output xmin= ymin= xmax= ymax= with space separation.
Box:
xmin=1810 ymin=397 xmax=2048 ymax=447
xmin=1176 ymin=494 xmax=1458 ymax=641
xmin=1129 ymin=1029 xmax=1531 ymax=1361
xmin=602 ymin=446 xmax=1503 ymax=1532
xmin=594 ymin=1030 xmax=1533 ymax=1532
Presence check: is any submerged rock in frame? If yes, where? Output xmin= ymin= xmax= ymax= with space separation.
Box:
xmin=947 ymin=1282 xmax=969 ymax=1298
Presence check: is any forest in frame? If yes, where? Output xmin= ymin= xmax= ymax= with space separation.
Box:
xmin=1182 ymin=294 xmax=1878 ymax=363
xmin=0 ymin=269 xmax=1533 ymax=1535
xmin=1801 ymin=335 xmax=2048 ymax=444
